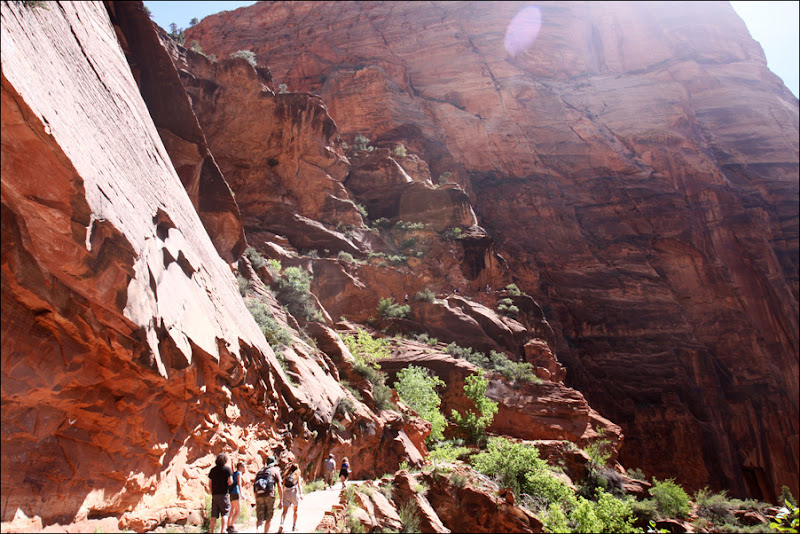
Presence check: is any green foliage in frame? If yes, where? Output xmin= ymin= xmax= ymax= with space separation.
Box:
xmin=168 ymin=23 xmax=186 ymax=45
xmin=189 ymin=17 xmax=199 ymax=26
xmin=471 ymin=437 xmax=546 ymax=498
xmin=506 ymin=283 xmax=523 ymax=296
xmin=450 ymin=472 xmax=468 ymax=487
xmin=412 ymin=332 xmax=438 ymax=345
xmin=440 ymin=227 xmax=464 ymax=240
xmin=630 ymin=498 xmax=658 ymax=525
xmin=497 ymin=298 xmax=520 ymax=318
xmin=429 ymin=442 xmax=471 ymax=464
xmin=488 ymin=350 xmax=537 ymax=382
xmin=524 ymin=469 xmax=576 ymax=511
xmin=413 ymin=288 xmax=436 ymax=302
xmin=393 ymin=144 xmax=407 ymax=157
xmin=277 ymin=83 xmax=288 ymax=93
xmin=274 ymin=266 xmax=324 ymax=322
xmin=337 ymin=251 xmax=357 ymax=264
xmin=394 ymin=365 xmax=447 ymax=442
xmin=355 ymin=203 xmax=368 ymax=218
xmin=399 ymin=500 xmax=421 ymax=533
xmin=541 ymin=502 xmax=570 ymax=533
xmin=770 ymin=503 xmax=799 ymax=533
xmin=695 ymin=487 xmax=736 ymax=525
xmin=377 ymin=297 xmax=410 ymax=319
xmin=387 ymin=254 xmax=409 ymax=265
xmin=353 ymin=133 xmax=373 ymax=152
xmin=394 ymin=220 xmax=426 ymax=231
xmin=246 ymin=299 xmax=292 ymax=348
xmin=450 ymin=369 xmax=498 ymax=442
xmin=649 ymin=478 xmax=690 ymax=518
xmin=591 ymin=490 xmax=639 ymax=533
xmin=438 ymin=171 xmax=453 ymax=185
xmin=189 ymin=40 xmax=202 ymax=53
xmin=237 ymin=275 xmax=251 ymax=296
xmin=266 ymin=258 xmax=282 ymax=273
xmin=380 ymin=480 xmax=395 ymax=500
xmin=343 ymin=329 xmax=390 ymax=367
xmin=337 ymin=396 xmax=355 ymax=416
xmin=782 ymin=486 xmax=798 ymax=508
xmin=373 ymin=383 xmax=396 ymax=411
xmin=230 ymin=49 xmax=257 ymax=67
xmin=584 ymin=428 xmax=612 ymax=470
xmin=627 ymin=467 xmax=647 ymax=481
xmin=245 ymin=246 xmax=266 ymax=269
xmin=303 ymin=479 xmax=326 ymax=493
xmin=370 ymin=217 xmax=392 ymax=229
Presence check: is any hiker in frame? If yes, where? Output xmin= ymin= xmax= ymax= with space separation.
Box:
xmin=227 ymin=461 xmax=245 ymax=533
xmin=277 ymin=463 xmax=303 ymax=533
xmin=454 ymin=287 xmax=460 ymax=294
xmin=339 ymin=457 xmax=351 ymax=488
xmin=254 ymin=455 xmax=283 ymax=533
xmin=404 ymin=293 xmax=409 ymax=303
xmin=323 ymin=454 xmax=336 ymax=489
xmin=208 ymin=453 xmax=234 ymax=534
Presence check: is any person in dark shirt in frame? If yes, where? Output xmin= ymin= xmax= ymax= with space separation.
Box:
xmin=208 ymin=453 xmax=234 ymax=533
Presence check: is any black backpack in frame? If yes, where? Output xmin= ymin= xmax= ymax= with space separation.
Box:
xmin=254 ymin=467 xmax=275 ymax=495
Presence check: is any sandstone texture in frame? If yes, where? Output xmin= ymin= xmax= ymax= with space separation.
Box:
xmin=188 ymin=0 xmax=800 ymax=499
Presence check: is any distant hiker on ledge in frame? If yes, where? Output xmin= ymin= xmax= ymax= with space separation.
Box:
xmin=404 ymin=293 xmax=409 ymax=302
xmin=323 ymin=453 xmax=336 ymax=489
xmin=208 ymin=453 xmax=234 ymax=534
xmin=254 ymin=455 xmax=283 ymax=533
xmin=454 ymin=287 xmax=460 ymax=294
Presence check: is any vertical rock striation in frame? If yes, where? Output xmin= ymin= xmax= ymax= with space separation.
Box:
xmin=187 ymin=1 xmax=799 ymax=499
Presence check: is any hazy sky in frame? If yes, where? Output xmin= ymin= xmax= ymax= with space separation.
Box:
xmin=144 ymin=1 xmax=799 ymax=97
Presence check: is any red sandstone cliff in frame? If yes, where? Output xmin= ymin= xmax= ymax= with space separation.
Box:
xmin=185 ymin=1 xmax=800 ymax=501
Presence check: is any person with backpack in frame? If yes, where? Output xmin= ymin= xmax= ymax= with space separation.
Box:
xmin=339 ymin=457 xmax=350 ymax=489
xmin=253 ymin=455 xmax=283 ymax=533
xmin=208 ymin=453 xmax=234 ymax=534
xmin=322 ymin=454 xmax=336 ymax=489
xmin=227 ymin=461 xmax=245 ymax=533
xmin=277 ymin=463 xmax=303 ymax=533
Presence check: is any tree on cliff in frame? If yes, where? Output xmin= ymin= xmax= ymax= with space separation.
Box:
xmin=394 ymin=365 xmax=447 ymax=443
xmin=450 ymin=369 xmax=498 ymax=443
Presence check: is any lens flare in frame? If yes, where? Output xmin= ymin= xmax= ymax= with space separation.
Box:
xmin=504 ymin=6 xmax=542 ymax=57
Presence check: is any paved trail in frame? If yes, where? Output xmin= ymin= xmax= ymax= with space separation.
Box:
xmin=232 ymin=482 xmax=363 ymax=533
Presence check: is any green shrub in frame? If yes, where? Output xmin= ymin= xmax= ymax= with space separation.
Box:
xmin=343 ymin=329 xmax=390 ymax=368
xmin=584 ymin=428 xmax=613 ymax=470
xmin=337 ymin=251 xmax=357 ymax=263
xmin=399 ymin=500 xmax=421 ymax=533
xmin=488 ymin=350 xmax=537 ymax=382
xmin=237 ymin=275 xmax=251 ymax=296
xmin=266 ymin=258 xmax=281 ymax=274
xmin=356 ymin=203 xmax=368 ymax=218
xmin=394 ymin=365 xmax=447 ymax=442
xmin=650 ymin=478 xmax=690 ymax=518
xmin=626 ymin=467 xmax=647 ymax=481
xmin=781 ymin=485 xmax=798 ymax=508
xmin=303 ymin=479 xmax=326 ymax=493
xmin=497 ymin=299 xmax=520 ymax=318
xmin=695 ymin=487 xmax=735 ymax=525
xmin=371 ymin=218 xmax=391 ymax=229
xmin=630 ymin=498 xmax=658 ymax=525
xmin=399 ymin=237 xmax=417 ymax=250
xmin=438 ymin=171 xmax=453 ymax=185
xmin=353 ymin=133 xmax=372 ymax=152
xmin=440 ymin=227 xmax=464 ymax=240
xmin=377 ymin=297 xmax=410 ymax=319
xmin=394 ymin=221 xmax=426 ymax=231
xmin=380 ymin=481 xmax=395 ymax=500
xmin=230 ymin=49 xmax=257 ymax=67
xmin=245 ymin=246 xmax=266 ymax=269
xmin=429 ymin=442 xmax=471 ymax=464
xmin=471 ymin=437 xmax=546 ymax=498
xmin=245 ymin=299 xmax=292 ymax=348
xmin=387 ymin=254 xmax=408 ymax=265
xmin=413 ymin=288 xmax=436 ymax=302
xmin=393 ymin=144 xmax=407 ymax=157
xmin=450 ymin=369 xmax=498 ymax=442
xmin=373 ymin=383 xmax=397 ymax=411
xmin=524 ymin=470 xmax=575 ymax=510
xmin=337 ymin=396 xmax=356 ymax=416
xmin=505 ymin=283 xmax=522 ymax=296
xmin=274 ymin=266 xmax=324 ymax=322
xmin=277 ymin=83 xmax=288 ymax=94
xmin=592 ymin=490 xmax=639 ymax=532
xmin=540 ymin=503 xmax=570 ymax=533
xmin=450 ymin=472 xmax=468 ymax=487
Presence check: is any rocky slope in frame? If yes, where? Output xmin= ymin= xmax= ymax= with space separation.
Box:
xmin=187 ymin=0 xmax=800 ymax=500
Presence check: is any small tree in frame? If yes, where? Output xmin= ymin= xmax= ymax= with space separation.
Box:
xmin=450 ymin=369 xmax=498 ymax=443
xmin=189 ymin=17 xmax=199 ymax=26
xmin=230 ymin=50 xmax=257 ymax=67
xmin=394 ymin=365 xmax=447 ymax=443
xmin=393 ymin=144 xmax=407 ymax=157
xmin=377 ymin=297 xmax=410 ymax=319
xmin=650 ymin=478 xmax=691 ymax=518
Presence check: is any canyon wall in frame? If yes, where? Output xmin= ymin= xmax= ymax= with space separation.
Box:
xmin=187 ymin=1 xmax=800 ymax=499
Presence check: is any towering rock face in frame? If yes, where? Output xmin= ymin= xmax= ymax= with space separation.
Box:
xmin=188 ymin=1 xmax=800 ymax=499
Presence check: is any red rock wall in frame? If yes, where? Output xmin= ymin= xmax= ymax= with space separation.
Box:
xmin=187 ymin=1 xmax=799 ymax=499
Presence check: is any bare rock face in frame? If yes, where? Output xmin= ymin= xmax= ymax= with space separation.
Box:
xmin=188 ymin=0 xmax=800 ymax=499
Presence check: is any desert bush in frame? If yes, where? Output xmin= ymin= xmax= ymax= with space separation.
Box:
xmin=394 ymin=221 xmax=426 ymax=231
xmin=650 ymin=478 xmax=690 ymax=518
xmin=377 ymin=297 xmax=410 ymax=319
xmin=449 ymin=472 xmax=468 ymax=487
xmin=471 ymin=437 xmax=547 ymax=498
xmin=630 ymin=498 xmax=659 ymax=525
xmin=303 ymin=479 xmax=326 ymax=493
xmin=429 ymin=442 xmax=471 ymax=464
xmin=372 ymin=383 xmax=396 ymax=411
xmin=627 ymin=467 xmax=647 ymax=481
xmin=497 ymin=298 xmax=520 ymax=318
xmin=277 ymin=83 xmax=288 ymax=93
xmin=505 ymin=283 xmax=523 ymax=296
xmin=393 ymin=144 xmax=407 ymax=157
xmin=274 ymin=266 xmax=324 ymax=322
xmin=337 ymin=251 xmax=357 ymax=263
xmin=394 ymin=365 xmax=447 ymax=442
xmin=524 ymin=469 xmax=576 ymax=511
xmin=488 ymin=350 xmax=537 ymax=382
xmin=343 ymin=329 xmax=390 ymax=367
xmin=337 ymin=396 xmax=356 ymax=416
xmin=353 ymin=133 xmax=372 ymax=152
xmin=440 ymin=227 xmax=464 ymax=240
xmin=438 ymin=171 xmax=453 ymax=184
xmin=399 ymin=500 xmax=421 ymax=533
xmin=230 ymin=49 xmax=257 ymax=67
xmin=245 ymin=246 xmax=266 ymax=269
xmin=245 ymin=299 xmax=292 ymax=348
xmin=413 ymin=288 xmax=436 ymax=302
xmin=237 ymin=275 xmax=251 ymax=296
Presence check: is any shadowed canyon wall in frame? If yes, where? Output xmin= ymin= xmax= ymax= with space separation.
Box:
xmin=186 ymin=1 xmax=800 ymax=500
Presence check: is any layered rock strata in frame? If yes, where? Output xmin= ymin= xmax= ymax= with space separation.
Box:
xmin=188 ymin=0 xmax=800 ymax=499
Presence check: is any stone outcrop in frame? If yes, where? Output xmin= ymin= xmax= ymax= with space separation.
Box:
xmin=188 ymin=0 xmax=800 ymax=499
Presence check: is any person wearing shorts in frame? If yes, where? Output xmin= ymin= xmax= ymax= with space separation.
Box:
xmin=208 ymin=453 xmax=234 ymax=533
xmin=323 ymin=454 xmax=336 ymax=489
xmin=254 ymin=456 xmax=283 ymax=533
xmin=277 ymin=463 xmax=303 ymax=533
xmin=339 ymin=457 xmax=350 ymax=489
xmin=227 ymin=461 xmax=245 ymax=532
